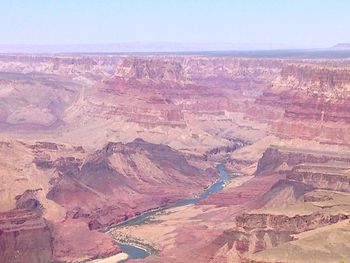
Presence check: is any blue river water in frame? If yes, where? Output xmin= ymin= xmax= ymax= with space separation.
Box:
xmin=112 ymin=162 xmax=232 ymax=261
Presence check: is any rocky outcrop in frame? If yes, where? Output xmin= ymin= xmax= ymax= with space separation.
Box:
xmin=194 ymin=209 xmax=350 ymax=262
xmin=248 ymin=63 xmax=350 ymax=145
xmin=167 ymin=228 xmax=293 ymax=263
xmin=51 ymin=218 xmax=121 ymax=262
xmin=0 ymin=209 xmax=52 ymax=263
xmin=255 ymin=146 xmax=350 ymax=196
xmin=235 ymin=212 xmax=349 ymax=233
xmin=117 ymin=57 xmax=186 ymax=82
xmin=280 ymin=64 xmax=350 ymax=99
xmin=258 ymin=179 xmax=313 ymax=208
xmin=285 ymin=167 xmax=350 ymax=193
xmin=15 ymin=189 xmax=43 ymax=212
xmin=195 ymin=145 xmax=350 ymax=262
xmin=255 ymin=146 xmax=350 ymax=175
xmin=46 ymin=139 xmax=214 ymax=229
xmin=0 ymin=138 xmax=214 ymax=262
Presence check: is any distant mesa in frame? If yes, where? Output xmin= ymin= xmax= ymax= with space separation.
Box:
xmin=332 ymin=43 xmax=350 ymax=49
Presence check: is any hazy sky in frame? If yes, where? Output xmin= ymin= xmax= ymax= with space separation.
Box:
xmin=0 ymin=0 xmax=349 ymax=48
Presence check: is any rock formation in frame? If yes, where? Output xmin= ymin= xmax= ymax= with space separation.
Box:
xmin=0 ymin=54 xmax=350 ymax=262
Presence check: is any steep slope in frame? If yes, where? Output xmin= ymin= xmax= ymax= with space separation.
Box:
xmin=0 ymin=138 xmax=214 ymax=262
xmin=207 ymin=146 xmax=350 ymax=262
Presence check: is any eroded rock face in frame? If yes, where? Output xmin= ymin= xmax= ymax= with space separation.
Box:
xmin=0 ymin=209 xmax=52 ymax=263
xmin=249 ymin=63 xmax=350 ymax=146
xmin=15 ymin=189 xmax=43 ymax=212
xmin=280 ymin=64 xmax=350 ymax=99
xmin=1 ymin=55 xmax=350 ymax=262
xmin=0 ymin=72 xmax=80 ymax=129
xmin=256 ymin=146 xmax=350 ymax=175
xmin=235 ymin=212 xmax=349 ymax=233
xmin=0 ymin=138 xmax=214 ymax=262
xmin=2 ymin=55 xmax=350 ymax=149
xmin=46 ymin=138 xmax=214 ymax=230
xmin=117 ymin=57 xmax=187 ymax=82
xmin=285 ymin=168 xmax=350 ymax=193
xmin=51 ymin=218 xmax=121 ymax=262
xmin=204 ymin=146 xmax=350 ymax=262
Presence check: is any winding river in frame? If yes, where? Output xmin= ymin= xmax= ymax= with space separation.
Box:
xmin=106 ymin=162 xmax=232 ymax=262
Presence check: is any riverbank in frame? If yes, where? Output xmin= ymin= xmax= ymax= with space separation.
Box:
xmin=110 ymin=231 xmax=158 ymax=255
xmin=88 ymin=253 xmax=129 ymax=263
xmin=101 ymin=162 xmax=233 ymax=261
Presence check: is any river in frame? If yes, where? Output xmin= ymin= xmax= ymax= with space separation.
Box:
xmin=107 ymin=162 xmax=232 ymax=262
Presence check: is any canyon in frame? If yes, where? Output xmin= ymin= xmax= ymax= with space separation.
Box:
xmin=0 ymin=54 xmax=350 ymax=262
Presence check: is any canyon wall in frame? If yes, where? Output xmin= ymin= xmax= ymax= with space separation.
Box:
xmin=1 ymin=55 xmax=350 ymax=262
xmin=0 ymin=138 xmax=214 ymax=262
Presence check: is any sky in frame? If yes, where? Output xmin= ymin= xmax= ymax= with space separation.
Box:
xmin=0 ymin=0 xmax=349 ymax=49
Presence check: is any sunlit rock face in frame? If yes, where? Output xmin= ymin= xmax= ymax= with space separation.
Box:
xmin=0 ymin=138 xmax=213 ymax=262
xmin=1 ymin=55 xmax=350 ymax=262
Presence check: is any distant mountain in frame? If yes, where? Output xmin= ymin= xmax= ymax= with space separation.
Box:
xmin=0 ymin=42 xmax=312 ymax=53
xmin=332 ymin=43 xmax=350 ymax=49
